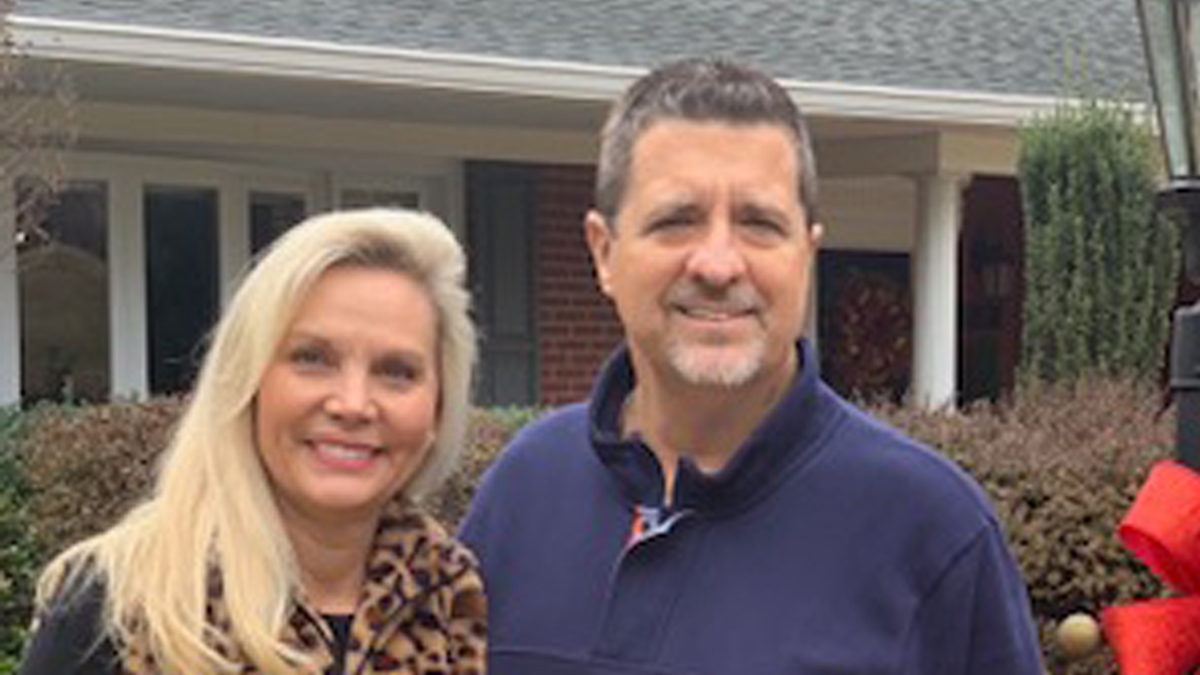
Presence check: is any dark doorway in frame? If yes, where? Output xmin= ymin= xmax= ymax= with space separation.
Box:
xmin=959 ymin=176 xmax=1024 ymax=403
xmin=818 ymin=250 xmax=912 ymax=402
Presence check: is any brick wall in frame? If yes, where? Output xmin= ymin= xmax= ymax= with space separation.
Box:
xmin=535 ymin=164 xmax=624 ymax=405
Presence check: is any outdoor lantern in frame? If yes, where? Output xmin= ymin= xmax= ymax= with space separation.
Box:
xmin=1136 ymin=0 xmax=1200 ymax=467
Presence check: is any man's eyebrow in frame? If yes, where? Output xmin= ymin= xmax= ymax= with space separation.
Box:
xmin=738 ymin=198 xmax=787 ymax=214
xmin=736 ymin=200 xmax=791 ymax=222
xmin=642 ymin=197 xmax=702 ymax=223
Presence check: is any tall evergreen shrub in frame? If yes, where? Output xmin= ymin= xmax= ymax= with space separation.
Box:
xmin=1019 ymin=100 xmax=1179 ymax=381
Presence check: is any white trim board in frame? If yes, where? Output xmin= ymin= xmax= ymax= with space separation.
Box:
xmin=11 ymin=15 xmax=1100 ymax=128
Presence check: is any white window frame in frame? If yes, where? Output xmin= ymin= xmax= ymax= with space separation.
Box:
xmin=3 ymin=151 xmax=462 ymax=405
xmin=327 ymin=160 xmax=465 ymax=239
xmin=48 ymin=153 xmax=314 ymax=400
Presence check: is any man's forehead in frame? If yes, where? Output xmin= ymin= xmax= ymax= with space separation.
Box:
xmin=637 ymin=185 xmax=795 ymax=209
xmin=625 ymin=124 xmax=801 ymax=193
xmin=626 ymin=120 xmax=801 ymax=182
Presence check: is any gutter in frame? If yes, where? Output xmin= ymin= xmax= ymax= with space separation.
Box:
xmin=10 ymin=15 xmax=1117 ymax=128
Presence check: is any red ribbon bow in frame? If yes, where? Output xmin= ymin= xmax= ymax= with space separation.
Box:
xmin=1103 ymin=461 xmax=1200 ymax=674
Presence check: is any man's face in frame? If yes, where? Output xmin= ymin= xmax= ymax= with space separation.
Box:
xmin=586 ymin=120 xmax=822 ymax=390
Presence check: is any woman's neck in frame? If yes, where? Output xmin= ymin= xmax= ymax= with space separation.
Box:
xmin=278 ymin=504 xmax=378 ymax=614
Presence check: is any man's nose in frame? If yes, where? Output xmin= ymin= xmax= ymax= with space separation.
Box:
xmin=684 ymin=221 xmax=747 ymax=287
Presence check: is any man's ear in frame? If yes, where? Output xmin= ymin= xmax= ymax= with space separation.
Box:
xmin=809 ymin=222 xmax=825 ymax=250
xmin=584 ymin=209 xmax=616 ymax=297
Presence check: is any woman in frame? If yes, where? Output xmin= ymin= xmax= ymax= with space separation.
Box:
xmin=19 ymin=209 xmax=486 ymax=674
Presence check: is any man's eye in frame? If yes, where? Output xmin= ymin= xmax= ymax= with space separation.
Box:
xmin=744 ymin=217 xmax=785 ymax=234
xmin=648 ymin=215 xmax=693 ymax=232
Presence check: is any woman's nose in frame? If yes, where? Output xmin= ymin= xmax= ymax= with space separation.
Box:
xmin=325 ymin=369 xmax=376 ymax=422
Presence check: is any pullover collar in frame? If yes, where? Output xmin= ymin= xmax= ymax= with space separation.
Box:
xmin=588 ymin=339 xmax=842 ymax=515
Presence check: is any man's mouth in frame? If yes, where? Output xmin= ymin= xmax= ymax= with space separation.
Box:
xmin=675 ymin=305 xmax=755 ymax=322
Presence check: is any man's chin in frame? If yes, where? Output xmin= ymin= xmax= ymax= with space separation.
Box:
xmin=668 ymin=347 xmax=763 ymax=388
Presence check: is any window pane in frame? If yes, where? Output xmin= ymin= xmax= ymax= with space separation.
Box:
xmin=145 ymin=186 xmax=219 ymax=395
xmin=17 ymin=179 xmax=110 ymax=403
xmin=250 ymin=192 xmax=306 ymax=255
xmin=339 ymin=188 xmax=420 ymax=210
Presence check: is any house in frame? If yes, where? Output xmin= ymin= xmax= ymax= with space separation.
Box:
xmin=0 ymin=0 xmax=1148 ymax=409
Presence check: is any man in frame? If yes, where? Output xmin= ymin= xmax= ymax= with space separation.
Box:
xmin=460 ymin=57 xmax=1041 ymax=674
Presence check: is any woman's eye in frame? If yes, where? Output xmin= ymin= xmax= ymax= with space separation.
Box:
xmin=288 ymin=346 xmax=330 ymax=368
xmin=377 ymin=359 xmax=419 ymax=384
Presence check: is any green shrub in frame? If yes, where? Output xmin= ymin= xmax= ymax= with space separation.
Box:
xmin=427 ymin=406 xmax=545 ymax=529
xmin=18 ymin=401 xmax=537 ymax=556
xmin=10 ymin=389 xmax=1176 ymax=673
xmin=871 ymin=376 xmax=1172 ymax=674
xmin=20 ymin=398 xmax=183 ymax=559
xmin=0 ymin=405 xmax=44 ymax=672
xmin=10 ymin=401 xmax=538 ymax=671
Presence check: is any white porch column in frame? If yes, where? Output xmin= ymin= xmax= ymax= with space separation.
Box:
xmin=109 ymin=174 xmax=148 ymax=399
xmin=313 ymin=170 xmax=335 ymax=212
xmin=911 ymin=173 xmax=966 ymax=410
xmin=446 ymin=160 xmax=467 ymax=239
xmin=0 ymin=183 xmax=19 ymax=405
xmin=219 ymin=181 xmax=249 ymax=306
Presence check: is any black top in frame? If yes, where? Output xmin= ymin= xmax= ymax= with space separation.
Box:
xmin=18 ymin=576 xmax=117 ymax=675
xmin=323 ymin=613 xmax=353 ymax=674
xmin=19 ymin=578 xmax=356 ymax=675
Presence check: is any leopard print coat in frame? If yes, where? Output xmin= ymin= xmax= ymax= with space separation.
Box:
xmin=120 ymin=501 xmax=487 ymax=675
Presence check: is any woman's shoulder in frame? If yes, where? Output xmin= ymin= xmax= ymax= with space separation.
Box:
xmin=359 ymin=505 xmax=487 ymax=674
xmin=19 ymin=567 xmax=120 ymax=675
xmin=360 ymin=500 xmax=483 ymax=624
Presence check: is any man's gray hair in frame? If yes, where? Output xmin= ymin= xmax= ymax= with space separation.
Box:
xmin=595 ymin=57 xmax=819 ymax=226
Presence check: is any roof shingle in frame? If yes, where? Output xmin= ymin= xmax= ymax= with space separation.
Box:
xmin=15 ymin=0 xmax=1149 ymax=98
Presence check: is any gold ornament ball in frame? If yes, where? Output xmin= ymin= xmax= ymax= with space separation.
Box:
xmin=1057 ymin=613 xmax=1102 ymax=660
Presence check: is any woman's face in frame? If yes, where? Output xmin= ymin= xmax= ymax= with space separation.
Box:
xmin=255 ymin=265 xmax=440 ymax=524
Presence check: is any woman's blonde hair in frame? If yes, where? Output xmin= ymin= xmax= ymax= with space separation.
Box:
xmin=34 ymin=208 xmax=477 ymax=673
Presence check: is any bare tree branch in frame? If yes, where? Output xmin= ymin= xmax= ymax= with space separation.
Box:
xmin=0 ymin=0 xmax=78 ymax=265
